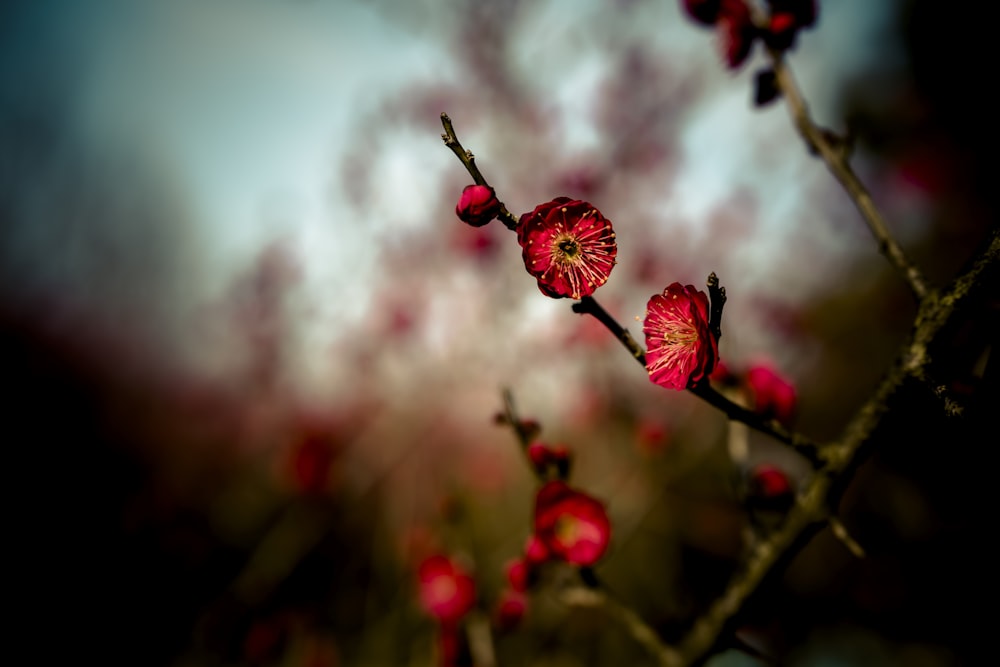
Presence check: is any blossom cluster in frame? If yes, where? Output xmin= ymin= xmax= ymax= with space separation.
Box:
xmin=454 ymin=187 xmax=722 ymax=391
xmin=681 ymin=0 xmax=818 ymax=68
xmin=437 ymin=13 xmax=817 ymax=648
xmin=494 ymin=440 xmax=612 ymax=631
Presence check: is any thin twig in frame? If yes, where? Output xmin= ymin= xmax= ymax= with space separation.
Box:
xmin=829 ymin=516 xmax=866 ymax=559
xmin=572 ymin=296 xmax=647 ymax=364
xmin=767 ymin=53 xmax=929 ymax=300
xmin=466 ymin=611 xmax=498 ymax=667
xmin=560 ymin=585 xmax=681 ymax=667
xmin=440 ymin=113 xmax=521 ymax=230
xmin=689 ymin=383 xmax=825 ymax=468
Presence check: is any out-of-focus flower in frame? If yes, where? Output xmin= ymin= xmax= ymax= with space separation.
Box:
xmin=746 ymin=463 xmax=795 ymax=518
xmin=494 ymin=589 xmax=527 ymax=631
xmin=533 ymin=481 xmax=611 ymax=566
xmin=417 ymin=554 xmax=477 ymax=624
xmin=455 ymin=184 xmax=500 ymax=227
xmin=749 ymin=463 xmax=793 ymax=499
xmin=716 ymin=0 xmax=757 ymax=69
xmin=709 ymin=359 xmax=739 ymax=388
xmin=289 ymin=432 xmax=338 ymax=497
xmin=763 ymin=0 xmax=818 ymax=50
xmin=635 ymin=418 xmax=671 ymax=456
xmin=505 ymin=557 xmax=530 ymax=592
xmin=526 ymin=441 xmax=572 ymax=478
xmin=517 ymin=197 xmax=617 ymax=299
xmin=681 ymin=0 xmax=723 ymax=25
xmin=523 ymin=535 xmax=550 ymax=565
xmin=765 ymin=11 xmax=799 ymax=49
xmin=643 ymin=282 xmax=719 ymax=390
xmin=766 ymin=0 xmax=816 ymax=28
xmin=746 ymin=363 xmax=797 ymax=425
xmin=685 ymin=0 xmax=815 ymax=68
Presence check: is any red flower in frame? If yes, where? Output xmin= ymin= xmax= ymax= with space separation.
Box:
xmin=749 ymin=463 xmax=793 ymax=499
xmin=523 ymin=536 xmax=550 ymax=565
xmin=766 ymin=0 xmax=816 ymax=28
xmin=417 ymin=555 xmax=476 ymax=624
xmin=505 ymin=558 xmax=530 ymax=592
xmin=643 ymin=282 xmax=719 ymax=390
xmin=455 ymin=184 xmax=500 ymax=227
xmin=716 ymin=0 xmax=757 ymax=69
xmin=747 ymin=463 xmax=795 ymax=518
xmin=746 ymin=363 xmax=797 ymax=425
xmin=517 ymin=197 xmax=617 ymax=300
xmin=763 ymin=1 xmax=817 ymax=50
xmin=495 ymin=589 xmax=527 ymax=631
xmin=533 ymin=481 xmax=611 ymax=566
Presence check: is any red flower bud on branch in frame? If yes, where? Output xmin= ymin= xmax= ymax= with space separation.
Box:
xmin=763 ymin=0 xmax=818 ymax=50
xmin=495 ymin=589 xmax=527 ymax=631
xmin=455 ymin=184 xmax=500 ymax=227
xmin=749 ymin=463 xmax=794 ymax=499
xmin=505 ymin=558 xmax=530 ymax=592
xmin=746 ymin=363 xmax=797 ymax=425
xmin=523 ymin=535 xmax=550 ymax=565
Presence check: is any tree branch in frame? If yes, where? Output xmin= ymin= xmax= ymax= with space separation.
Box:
xmin=671 ymin=227 xmax=998 ymax=666
xmin=767 ymin=53 xmax=930 ymax=300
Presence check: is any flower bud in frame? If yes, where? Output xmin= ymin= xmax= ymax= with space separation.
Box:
xmin=495 ymin=589 xmax=527 ymax=632
xmin=681 ymin=0 xmax=723 ymax=25
xmin=455 ymin=184 xmax=500 ymax=227
xmin=747 ymin=463 xmax=795 ymax=513
xmin=746 ymin=363 xmax=797 ymax=426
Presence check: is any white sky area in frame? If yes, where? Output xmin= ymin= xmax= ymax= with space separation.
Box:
xmin=5 ymin=0 xmax=906 ymax=394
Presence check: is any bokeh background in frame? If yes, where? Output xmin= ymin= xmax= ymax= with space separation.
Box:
xmin=3 ymin=0 xmax=995 ymax=665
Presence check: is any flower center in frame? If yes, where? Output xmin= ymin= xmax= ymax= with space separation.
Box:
xmin=554 ymin=515 xmax=579 ymax=545
xmin=662 ymin=322 xmax=697 ymax=347
xmin=554 ymin=234 xmax=581 ymax=262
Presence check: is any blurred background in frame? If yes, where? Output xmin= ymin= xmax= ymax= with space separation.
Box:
xmin=2 ymin=0 xmax=995 ymax=665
